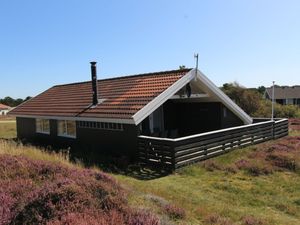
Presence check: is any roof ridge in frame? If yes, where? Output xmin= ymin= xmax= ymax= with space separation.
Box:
xmin=266 ymin=85 xmax=300 ymax=89
xmin=53 ymin=68 xmax=192 ymax=88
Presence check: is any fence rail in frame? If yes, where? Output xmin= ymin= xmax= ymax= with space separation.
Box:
xmin=138 ymin=118 xmax=289 ymax=170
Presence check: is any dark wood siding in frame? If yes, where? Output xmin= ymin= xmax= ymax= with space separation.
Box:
xmin=163 ymin=101 xmax=222 ymax=136
xmin=16 ymin=117 xmax=36 ymax=139
xmin=76 ymin=123 xmax=138 ymax=158
xmin=16 ymin=117 xmax=139 ymax=159
xmin=220 ymin=105 xmax=244 ymax=128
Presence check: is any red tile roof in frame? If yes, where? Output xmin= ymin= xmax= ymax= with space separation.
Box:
xmin=10 ymin=69 xmax=192 ymax=120
xmin=0 ymin=103 xmax=11 ymax=110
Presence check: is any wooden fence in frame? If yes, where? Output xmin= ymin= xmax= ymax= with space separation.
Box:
xmin=138 ymin=118 xmax=289 ymax=170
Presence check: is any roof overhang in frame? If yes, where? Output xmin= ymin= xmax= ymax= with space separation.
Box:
xmin=11 ymin=114 xmax=135 ymax=124
xmin=195 ymin=70 xmax=253 ymax=124
xmin=132 ymin=69 xmax=197 ymax=125
xmin=132 ymin=68 xmax=253 ymax=125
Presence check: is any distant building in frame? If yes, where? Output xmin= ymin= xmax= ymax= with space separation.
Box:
xmin=265 ymin=86 xmax=300 ymax=106
xmin=0 ymin=103 xmax=11 ymax=115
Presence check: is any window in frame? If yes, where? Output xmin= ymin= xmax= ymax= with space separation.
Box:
xmin=286 ymin=98 xmax=294 ymax=105
xmin=78 ymin=121 xmax=123 ymax=131
xmin=36 ymin=119 xmax=50 ymax=134
xmin=57 ymin=120 xmax=76 ymax=138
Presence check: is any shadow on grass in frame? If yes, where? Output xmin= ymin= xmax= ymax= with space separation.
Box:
xmin=101 ymin=163 xmax=172 ymax=180
xmin=69 ymin=150 xmax=172 ymax=180
xmin=1 ymin=138 xmax=172 ymax=180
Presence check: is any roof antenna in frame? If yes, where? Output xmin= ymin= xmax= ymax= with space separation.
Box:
xmin=271 ymin=81 xmax=275 ymax=121
xmin=194 ymin=53 xmax=199 ymax=78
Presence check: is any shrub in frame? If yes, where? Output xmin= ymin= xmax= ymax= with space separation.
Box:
xmin=254 ymin=99 xmax=300 ymax=118
xmin=235 ymin=159 xmax=251 ymax=169
xmin=224 ymin=165 xmax=237 ymax=174
xmin=235 ymin=159 xmax=273 ymax=176
xmin=127 ymin=210 xmax=161 ymax=225
xmin=0 ymin=154 xmax=160 ymax=225
xmin=163 ymin=204 xmax=186 ymax=220
xmin=275 ymin=204 xmax=297 ymax=216
xmin=242 ymin=215 xmax=264 ymax=225
xmin=202 ymin=160 xmax=222 ymax=172
xmin=222 ymin=83 xmax=261 ymax=115
xmin=266 ymin=152 xmax=297 ymax=171
xmin=293 ymin=199 xmax=300 ymax=206
xmin=222 ymin=82 xmax=300 ymax=118
xmin=204 ymin=213 xmax=232 ymax=225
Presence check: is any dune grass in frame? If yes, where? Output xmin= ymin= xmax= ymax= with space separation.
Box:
xmin=0 ymin=140 xmax=75 ymax=168
xmin=0 ymin=120 xmax=16 ymax=139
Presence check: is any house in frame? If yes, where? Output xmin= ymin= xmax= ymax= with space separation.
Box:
xmin=9 ymin=62 xmax=253 ymax=159
xmin=265 ymin=86 xmax=300 ymax=106
xmin=0 ymin=103 xmax=11 ymax=116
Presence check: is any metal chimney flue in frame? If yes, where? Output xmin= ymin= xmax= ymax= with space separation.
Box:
xmin=90 ymin=61 xmax=98 ymax=106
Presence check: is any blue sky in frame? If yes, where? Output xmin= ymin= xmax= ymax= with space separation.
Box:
xmin=0 ymin=0 xmax=299 ymax=98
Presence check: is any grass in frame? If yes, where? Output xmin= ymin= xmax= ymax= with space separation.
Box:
xmin=115 ymin=151 xmax=300 ymax=224
xmin=113 ymin=122 xmax=300 ymax=225
xmin=0 ymin=119 xmax=300 ymax=224
xmin=0 ymin=120 xmax=16 ymax=139
xmin=0 ymin=140 xmax=75 ymax=168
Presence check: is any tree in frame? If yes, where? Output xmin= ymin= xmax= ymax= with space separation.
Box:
xmin=257 ymin=86 xmax=266 ymax=95
xmin=222 ymin=82 xmax=261 ymax=116
xmin=24 ymin=96 xmax=32 ymax=101
xmin=0 ymin=96 xmax=32 ymax=107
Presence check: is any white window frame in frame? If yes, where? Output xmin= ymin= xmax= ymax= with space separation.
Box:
xmin=36 ymin=119 xmax=50 ymax=134
xmin=57 ymin=120 xmax=76 ymax=138
xmin=286 ymin=98 xmax=294 ymax=105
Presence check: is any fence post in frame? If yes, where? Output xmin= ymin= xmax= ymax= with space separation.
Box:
xmin=272 ymin=121 xmax=275 ymax=139
xmin=172 ymin=141 xmax=176 ymax=171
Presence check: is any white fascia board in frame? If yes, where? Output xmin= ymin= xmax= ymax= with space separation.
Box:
xmin=13 ymin=114 xmax=135 ymax=124
xmin=196 ymin=69 xmax=253 ymax=124
xmin=170 ymin=93 xmax=209 ymax=99
xmin=132 ymin=69 xmax=197 ymax=125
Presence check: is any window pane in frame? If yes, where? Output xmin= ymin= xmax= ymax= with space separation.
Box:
xmin=43 ymin=120 xmax=50 ymax=132
xmin=67 ymin=121 xmax=76 ymax=137
xmin=58 ymin=121 xmax=66 ymax=135
xmin=36 ymin=119 xmax=50 ymax=133
xmin=36 ymin=119 xmax=42 ymax=132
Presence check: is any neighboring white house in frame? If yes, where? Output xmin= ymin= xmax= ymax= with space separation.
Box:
xmin=0 ymin=103 xmax=11 ymax=116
